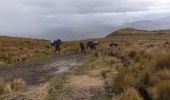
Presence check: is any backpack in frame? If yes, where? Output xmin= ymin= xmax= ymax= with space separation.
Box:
xmin=57 ymin=39 xmax=62 ymax=45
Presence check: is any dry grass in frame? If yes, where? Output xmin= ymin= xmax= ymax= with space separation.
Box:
xmin=0 ymin=36 xmax=53 ymax=65
xmin=153 ymin=54 xmax=170 ymax=69
xmin=92 ymin=36 xmax=170 ymax=99
xmin=1 ymin=35 xmax=170 ymax=99
xmin=0 ymin=81 xmax=6 ymax=94
xmin=101 ymin=69 xmax=111 ymax=79
xmin=128 ymin=50 xmax=137 ymax=59
xmin=69 ymin=75 xmax=104 ymax=90
xmin=11 ymin=79 xmax=26 ymax=91
xmin=156 ymin=69 xmax=170 ymax=80
xmin=116 ymin=88 xmax=142 ymax=100
xmin=112 ymin=71 xmax=138 ymax=94
xmin=153 ymin=80 xmax=170 ymax=100
xmin=0 ymin=79 xmax=26 ymax=98
xmin=0 ymin=36 xmax=83 ymax=66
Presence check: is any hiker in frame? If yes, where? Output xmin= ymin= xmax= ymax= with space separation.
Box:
xmin=87 ymin=40 xmax=98 ymax=53
xmin=80 ymin=41 xmax=86 ymax=54
xmin=51 ymin=40 xmax=54 ymax=47
xmin=110 ymin=42 xmax=119 ymax=48
xmin=109 ymin=42 xmax=114 ymax=48
xmin=54 ymin=39 xmax=62 ymax=52
xmin=114 ymin=43 xmax=119 ymax=47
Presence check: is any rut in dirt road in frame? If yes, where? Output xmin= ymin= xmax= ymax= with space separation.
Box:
xmin=0 ymin=54 xmax=84 ymax=85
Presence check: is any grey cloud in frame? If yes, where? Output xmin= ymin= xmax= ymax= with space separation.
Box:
xmin=24 ymin=0 xmax=153 ymax=14
xmin=0 ymin=0 xmax=170 ymax=40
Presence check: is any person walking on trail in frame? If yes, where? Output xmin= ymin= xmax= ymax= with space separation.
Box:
xmin=109 ymin=42 xmax=114 ymax=48
xmin=80 ymin=41 xmax=86 ymax=54
xmin=87 ymin=40 xmax=98 ymax=53
xmin=51 ymin=40 xmax=54 ymax=47
xmin=54 ymin=39 xmax=62 ymax=53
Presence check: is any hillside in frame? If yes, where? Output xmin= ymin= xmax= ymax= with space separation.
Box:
xmin=0 ymin=36 xmax=82 ymax=66
xmin=106 ymin=28 xmax=170 ymax=37
xmin=0 ymin=36 xmax=54 ymax=66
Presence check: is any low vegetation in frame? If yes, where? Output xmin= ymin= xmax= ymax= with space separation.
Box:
xmin=153 ymin=80 xmax=170 ymax=100
xmin=45 ymin=35 xmax=170 ymax=100
xmin=0 ymin=36 xmax=53 ymax=66
xmin=1 ymin=35 xmax=170 ymax=100
xmin=0 ymin=36 xmax=81 ymax=66
xmin=0 ymin=79 xmax=26 ymax=99
xmin=116 ymin=88 xmax=142 ymax=100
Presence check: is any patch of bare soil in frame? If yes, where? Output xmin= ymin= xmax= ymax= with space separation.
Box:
xmin=69 ymin=75 xmax=104 ymax=100
xmin=0 ymin=54 xmax=84 ymax=100
xmin=70 ymin=75 xmax=104 ymax=90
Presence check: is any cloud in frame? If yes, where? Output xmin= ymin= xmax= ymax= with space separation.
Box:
xmin=0 ymin=0 xmax=170 ymax=40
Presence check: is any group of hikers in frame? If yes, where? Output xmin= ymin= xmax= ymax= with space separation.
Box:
xmin=80 ymin=40 xmax=99 ymax=54
xmin=51 ymin=39 xmax=118 ymax=54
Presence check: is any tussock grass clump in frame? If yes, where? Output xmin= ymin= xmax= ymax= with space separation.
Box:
xmin=156 ymin=69 xmax=170 ymax=80
xmin=139 ymin=72 xmax=156 ymax=87
xmin=11 ymin=79 xmax=26 ymax=91
xmin=114 ymin=63 xmax=124 ymax=71
xmin=116 ymin=88 xmax=142 ymax=100
xmin=128 ymin=50 xmax=137 ymax=59
xmin=154 ymin=80 xmax=170 ymax=100
xmin=112 ymin=71 xmax=137 ymax=94
xmin=101 ymin=69 xmax=111 ymax=79
xmin=0 ymin=81 xmax=12 ymax=97
xmin=0 ymin=81 xmax=6 ymax=94
xmin=154 ymin=54 xmax=170 ymax=69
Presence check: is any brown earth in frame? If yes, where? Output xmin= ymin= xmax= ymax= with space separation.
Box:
xmin=0 ymin=54 xmax=84 ymax=100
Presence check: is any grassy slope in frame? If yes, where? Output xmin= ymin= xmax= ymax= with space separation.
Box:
xmin=0 ymin=36 xmax=54 ymax=66
xmin=0 ymin=36 xmax=81 ymax=66
xmin=107 ymin=28 xmax=170 ymax=37
xmin=1 ymin=35 xmax=170 ymax=100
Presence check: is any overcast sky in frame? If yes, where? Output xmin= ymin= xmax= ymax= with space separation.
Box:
xmin=0 ymin=0 xmax=170 ymax=40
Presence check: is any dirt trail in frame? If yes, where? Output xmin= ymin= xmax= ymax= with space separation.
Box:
xmin=0 ymin=54 xmax=83 ymax=85
xmin=0 ymin=54 xmax=84 ymax=100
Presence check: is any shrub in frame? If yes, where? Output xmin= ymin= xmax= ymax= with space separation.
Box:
xmin=112 ymin=71 xmax=137 ymax=94
xmin=11 ymin=79 xmax=26 ymax=91
xmin=154 ymin=80 xmax=170 ymax=100
xmin=116 ymin=88 xmax=142 ymax=100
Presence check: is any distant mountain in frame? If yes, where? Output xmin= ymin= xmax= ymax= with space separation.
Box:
xmin=106 ymin=28 xmax=170 ymax=37
xmin=120 ymin=16 xmax=170 ymax=30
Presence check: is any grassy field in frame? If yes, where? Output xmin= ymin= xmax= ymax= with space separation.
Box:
xmin=1 ymin=35 xmax=170 ymax=100
xmin=46 ymin=35 xmax=170 ymax=100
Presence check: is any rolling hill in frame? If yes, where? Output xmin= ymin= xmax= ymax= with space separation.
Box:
xmin=106 ymin=28 xmax=170 ymax=37
xmin=120 ymin=16 xmax=170 ymax=30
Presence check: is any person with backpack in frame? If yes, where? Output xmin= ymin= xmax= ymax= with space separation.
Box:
xmin=54 ymin=39 xmax=62 ymax=53
xmin=86 ymin=40 xmax=98 ymax=53
xmin=80 ymin=41 xmax=86 ymax=54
